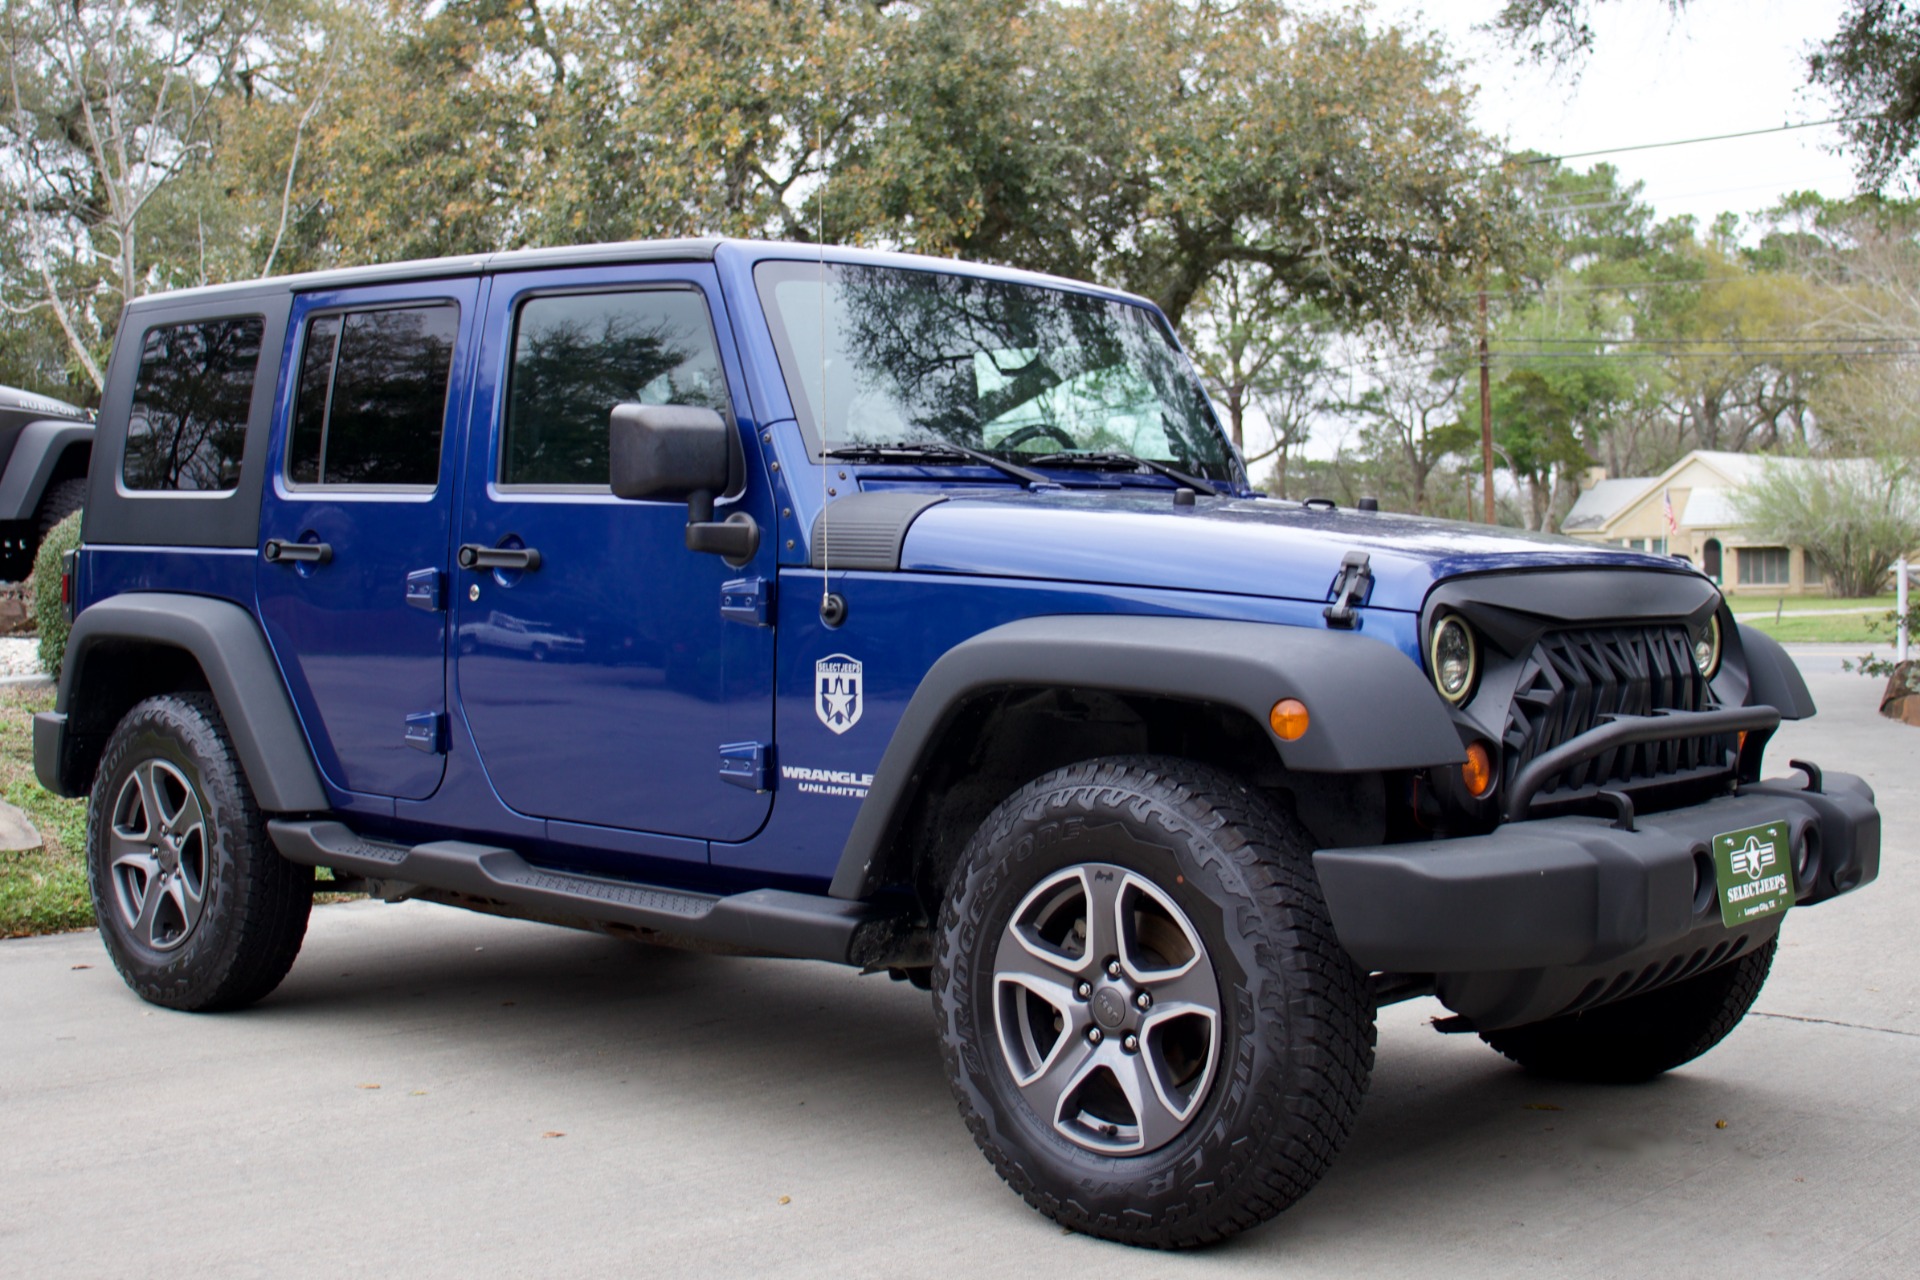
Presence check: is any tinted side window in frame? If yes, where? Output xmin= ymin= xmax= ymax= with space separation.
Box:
xmin=124 ymin=316 xmax=264 ymax=491
xmin=503 ymin=290 xmax=729 ymax=487
xmin=287 ymin=304 xmax=457 ymax=487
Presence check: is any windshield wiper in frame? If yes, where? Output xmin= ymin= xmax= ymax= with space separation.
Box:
xmin=1023 ymin=450 xmax=1222 ymax=497
xmin=821 ymin=441 xmax=1052 ymax=490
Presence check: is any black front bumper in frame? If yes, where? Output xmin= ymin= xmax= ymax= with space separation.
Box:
xmin=1313 ymin=770 xmax=1879 ymax=1028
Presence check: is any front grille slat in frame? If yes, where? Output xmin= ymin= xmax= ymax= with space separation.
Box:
xmin=1500 ymin=624 xmax=1730 ymax=801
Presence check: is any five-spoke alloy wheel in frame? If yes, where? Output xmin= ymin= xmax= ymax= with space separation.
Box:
xmin=107 ymin=758 xmax=210 ymax=952
xmin=994 ymin=864 xmax=1222 ymax=1155
xmin=87 ymin=694 xmax=312 ymax=1011
xmin=936 ymin=756 xmax=1375 ymax=1249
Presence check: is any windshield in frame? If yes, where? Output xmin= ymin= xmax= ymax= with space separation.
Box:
xmin=754 ymin=261 xmax=1236 ymax=482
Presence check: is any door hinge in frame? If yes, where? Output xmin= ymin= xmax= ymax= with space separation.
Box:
xmin=720 ymin=576 xmax=774 ymax=627
xmin=404 ymin=568 xmax=445 ymax=612
xmin=719 ymin=741 xmax=771 ymax=792
xmin=404 ymin=712 xmax=447 ymax=754
xmin=1323 ymin=551 xmax=1373 ymax=630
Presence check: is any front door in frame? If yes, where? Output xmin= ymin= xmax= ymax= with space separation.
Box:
xmin=452 ymin=266 xmax=775 ymax=845
xmin=256 ymin=279 xmax=479 ymax=802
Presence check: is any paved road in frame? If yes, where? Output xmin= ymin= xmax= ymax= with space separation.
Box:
xmin=3 ymin=662 xmax=1914 ymax=1279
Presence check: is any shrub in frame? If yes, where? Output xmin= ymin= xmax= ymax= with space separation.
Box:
xmin=31 ymin=511 xmax=82 ymax=676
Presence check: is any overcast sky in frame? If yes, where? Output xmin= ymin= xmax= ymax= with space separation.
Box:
xmin=1394 ymin=0 xmax=1860 ymax=222
xmin=1278 ymin=0 xmax=1861 ymax=467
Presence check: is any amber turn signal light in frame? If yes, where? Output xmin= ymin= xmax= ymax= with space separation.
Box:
xmin=1269 ymin=698 xmax=1310 ymax=741
xmin=1462 ymin=741 xmax=1495 ymax=798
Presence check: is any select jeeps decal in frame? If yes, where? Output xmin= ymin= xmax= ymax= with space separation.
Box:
xmin=780 ymin=765 xmax=873 ymax=799
xmin=1712 ymin=820 xmax=1793 ymax=928
xmin=815 ymin=653 xmax=863 ymax=734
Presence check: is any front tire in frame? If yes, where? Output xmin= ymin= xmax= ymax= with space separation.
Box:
xmin=87 ymin=694 xmax=312 ymax=1011
xmin=1479 ymin=938 xmax=1776 ymax=1082
xmin=934 ymin=756 xmax=1374 ymax=1248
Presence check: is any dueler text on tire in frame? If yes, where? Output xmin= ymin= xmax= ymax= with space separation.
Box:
xmin=1479 ymin=938 xmax=1777 ymax=1082
xmin=86 ymin=693 xmax=312 ymax=1011
xmin=933 ymin=756 xmax=1375 ymax=1248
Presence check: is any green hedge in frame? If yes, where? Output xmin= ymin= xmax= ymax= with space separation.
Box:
xmin=32 ymin=512 xmax=82 ymax=677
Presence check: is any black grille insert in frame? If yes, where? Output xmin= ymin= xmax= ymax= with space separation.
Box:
xmin=1502 ymin=625 xmax=1730 ymax=799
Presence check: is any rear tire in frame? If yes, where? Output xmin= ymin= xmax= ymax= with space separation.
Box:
xmin=35 ymin=475 xmax=86 ymax=541
xmin=934 ymin=756 xmax=1374 ymax=1248
xmin=1479 ymin=938 xmax=1776 ymax=1082
xmin=87 ymin=693 xmax=312 ymax=1011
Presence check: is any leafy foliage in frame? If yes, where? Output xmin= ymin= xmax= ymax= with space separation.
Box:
xmin=1732 ymin=457 xmax=1920 ymax=598
xmin=32 ymin=509 xmax=81 ymax=677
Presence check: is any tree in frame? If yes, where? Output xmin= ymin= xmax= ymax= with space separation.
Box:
xmin=1733 ymin=457 xmax=1920 ymax=598
xmin=1348 ymin=339 xmax=1467 ymax=516
xmin=1810 ymin=2 xmax=1920 ymax=195
xmin=0 ymin=0 xmax=291 ymax=392
xmin=1180 ymin=263 xmax=1332 ymax=494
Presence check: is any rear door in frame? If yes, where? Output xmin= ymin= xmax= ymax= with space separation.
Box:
xmin=256 ymin=280 xmax=479 ymax=802
xmin=451 ymin=264 xmax=775 ymax=845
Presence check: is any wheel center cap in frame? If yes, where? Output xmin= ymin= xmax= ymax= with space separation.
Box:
xmin=1091 ymin=984 xmax=1130 ymax=1030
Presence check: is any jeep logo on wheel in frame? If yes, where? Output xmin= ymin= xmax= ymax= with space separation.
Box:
xmin=815 ymin=654 xmax=863 ymax=734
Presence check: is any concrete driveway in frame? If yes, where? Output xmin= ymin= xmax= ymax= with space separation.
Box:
xmin=3 ymin=655 xmax=1914 ymax=1278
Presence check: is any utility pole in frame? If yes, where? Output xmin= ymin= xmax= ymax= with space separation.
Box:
xmin=1478 ymin=286 xmax=1494 ymax=524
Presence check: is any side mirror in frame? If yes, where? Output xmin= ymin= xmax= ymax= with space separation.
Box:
xmin=608 ymin=403 xmax=759 ymax=564
xmin=609 ymin=403 xmax=732 ymax=502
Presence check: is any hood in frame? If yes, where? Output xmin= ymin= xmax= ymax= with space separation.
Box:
xmin=896 ymin=490 xmax=1701 ymax=612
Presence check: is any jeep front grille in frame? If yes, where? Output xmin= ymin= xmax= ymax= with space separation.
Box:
xmin=1501 ymin=624 xmax=1728 ymax=800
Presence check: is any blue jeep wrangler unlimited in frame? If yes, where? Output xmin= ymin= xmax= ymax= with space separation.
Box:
xmin=35 ymin=240 xmax=1881 ymax=1247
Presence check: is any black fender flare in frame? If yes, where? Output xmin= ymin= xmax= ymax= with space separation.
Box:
xmin=827 ymin=614 xmax=1464 ymax=900
xmin=37 ymin=592 xmax=327 ymax=810
xmin=1735 ymin=623 xmax=1816 ymax=720
xmin=0 ymin=421 xmax=91 ymax=522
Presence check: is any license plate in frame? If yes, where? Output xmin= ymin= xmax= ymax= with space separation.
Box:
xmin=1712 ymin=819 xmax=1794 ymax=928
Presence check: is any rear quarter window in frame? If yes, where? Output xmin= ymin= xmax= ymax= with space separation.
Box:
xmin=122 ymin=316 xmax=265 ymax=492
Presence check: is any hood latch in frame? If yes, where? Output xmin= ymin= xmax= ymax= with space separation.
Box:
xmin=1323 ymin=551 xmax=1373 ymax=629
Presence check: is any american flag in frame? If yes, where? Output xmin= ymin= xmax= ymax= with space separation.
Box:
xmin=1663 ymin=487 xmax=1678 ymax=536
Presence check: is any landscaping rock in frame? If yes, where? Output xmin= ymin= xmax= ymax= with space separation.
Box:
xmin=0 ymin=581 xmax=31 ymax=635
xmin=1881 ymin=660 xmax=1920 ymax=727
xmin=0 ymin=796 xmax=42 ymax=852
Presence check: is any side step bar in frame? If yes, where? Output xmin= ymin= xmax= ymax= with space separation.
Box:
xmin=267 ymin=819 xmax=927 ymax=969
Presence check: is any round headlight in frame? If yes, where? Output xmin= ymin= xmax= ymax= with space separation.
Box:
xmin=1692 ymin=614 xmax=1722 ymax=678
xmin=1429 ymin=615 xmax=1479 ymax=704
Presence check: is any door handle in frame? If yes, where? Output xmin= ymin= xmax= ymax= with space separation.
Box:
xmin=263 ymin=539 xmax=332 ymax=565
xmin=458 ymin=543 xmax=542 ymax=572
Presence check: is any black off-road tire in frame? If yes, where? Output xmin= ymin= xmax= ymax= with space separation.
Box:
xmin=35 ymin=475 xmax=86 ymax=541
xmin=933 ymin=756 xmax=1375 ymax=1249
xmin=86 ymin=693 xmax=312 ymax=1011
xmin=1479 ymin=938 xmax=1777 ymax=1083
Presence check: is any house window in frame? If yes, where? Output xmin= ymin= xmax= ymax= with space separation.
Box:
xmin=1737 ymin=546 xmax=1792 ymax=586
xmin=1622 ymin=537 xmax=1667 ymax=555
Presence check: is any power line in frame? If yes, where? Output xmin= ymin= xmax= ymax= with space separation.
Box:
xmin=1516 ymin=116 xmax=1869 ymax=166
xmin=1498 ymin=335 xmax=1920 ymax=344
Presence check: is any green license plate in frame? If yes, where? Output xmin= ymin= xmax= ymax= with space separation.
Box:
xmin=1711 ymin=819 xmax=1793 ymax=928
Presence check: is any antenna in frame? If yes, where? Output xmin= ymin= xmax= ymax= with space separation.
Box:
xmin=816 ymin=20 xmax=832 ymax=621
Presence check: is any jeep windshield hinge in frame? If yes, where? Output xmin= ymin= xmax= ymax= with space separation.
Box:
xmin=1323 ymin=551 xmax=1372 ymax=629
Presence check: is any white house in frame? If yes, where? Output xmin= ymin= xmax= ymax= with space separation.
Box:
xmin=1562 ymin=450 xmax=1826 ymax=595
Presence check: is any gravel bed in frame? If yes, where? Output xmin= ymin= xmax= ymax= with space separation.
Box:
xmin=0 ymin=637 xmax=47 ymax=678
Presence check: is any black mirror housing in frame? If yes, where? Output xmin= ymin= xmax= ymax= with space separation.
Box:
xmin=609 ymin=403 xmax=733 ymax=501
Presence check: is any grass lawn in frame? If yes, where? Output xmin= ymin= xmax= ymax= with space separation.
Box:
xmin=0 ymin=684 xmax=91 ymax=938
xmin=1732 ymin=596 xmax=1904 ymax=644
xmin=1728 ymin=594 xmax=1895 ymax=616
xmin=0 ymin=684 xmax=356 ymax=939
